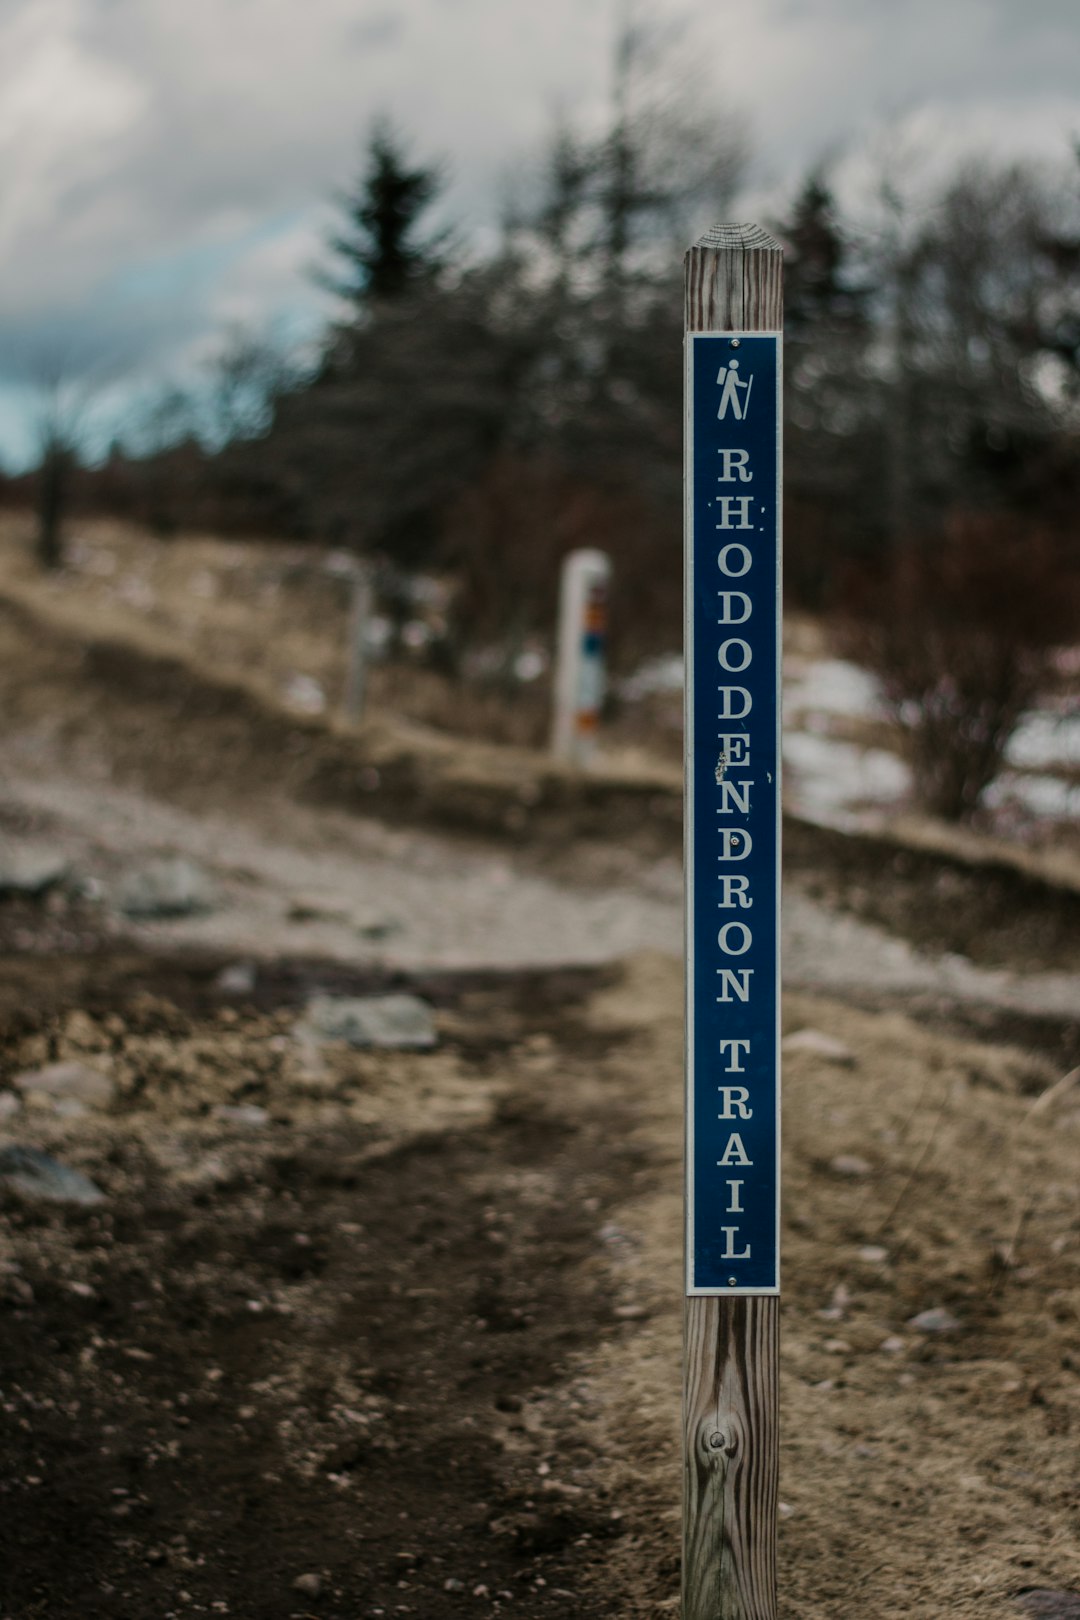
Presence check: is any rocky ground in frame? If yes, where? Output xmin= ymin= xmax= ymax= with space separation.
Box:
xmin=1 ymin=538 xmax=1079 ymax=1619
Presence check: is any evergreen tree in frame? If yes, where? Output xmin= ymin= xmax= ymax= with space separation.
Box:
xmin=782 ymin=172 xmax=866 ymax=334
xmin=322 ymin=120 xmax=448 ymax=313
xmin=773 ymin=170 xmax=879 ymax=602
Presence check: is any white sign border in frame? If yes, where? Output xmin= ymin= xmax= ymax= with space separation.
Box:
xmin=684 ymin=328 xmax=783 ymax=1299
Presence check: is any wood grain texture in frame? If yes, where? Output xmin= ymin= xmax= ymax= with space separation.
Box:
xmin=683 ymin=224 xmax=782 ymax=1620
xmin=682 ymin=1297 xmax=779 ymax=1619
xmin=685 ymin=225 xmax=783 ymax=335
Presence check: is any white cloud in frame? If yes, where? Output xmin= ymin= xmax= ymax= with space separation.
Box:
xmin=1 ymin=0 xmax=1077 ymax=459
xmin=0 ymin=0 xmax=148 ymax=300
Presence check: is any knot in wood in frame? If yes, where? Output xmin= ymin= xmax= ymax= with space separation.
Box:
xmin=703 ymin=1425 xmax=739 ymax=1459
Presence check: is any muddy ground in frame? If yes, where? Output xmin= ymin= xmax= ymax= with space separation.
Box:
xmin=1 ymin=952 xmax=638 ymax=1619
xmin=3 ymin=942 xmax=1079 ymax=1620
xmin=1 ymin=535 xmax=1079 ymax=1619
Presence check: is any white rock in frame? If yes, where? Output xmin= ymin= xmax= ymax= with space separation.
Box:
xmin=829 ymin=1154 xmax=872 ymax=1178
xmin=215 ymin=961 xmax=256 ymax=995
xmin=116 ymin=857 xmax=216 ymax=918
xmin=13 ymin=1061 xmax=115 ymax=1109
xmin=213 ymin=1104 xmax=269 ymax=1127
xmin=297 ymin=993 xmax=436 ymax=1050
xmin=908 ymin=1307 xmax=961 ymax=1334
xmin=0 ymin=1146 xmax=104 ymax=1205
xmin=284 ymin=674 xmax=326 ymax=715
xmin=0 ymin=847 xmax=69 ymax=897
xmin=52 ymin=1098 xmax=89 ymax=1119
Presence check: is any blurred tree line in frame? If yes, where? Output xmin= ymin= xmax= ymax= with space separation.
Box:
xmin=783 ymin=157 xmax=1080 ymax=817
xmin=14 ymin=21 xmax=1079 ymax=783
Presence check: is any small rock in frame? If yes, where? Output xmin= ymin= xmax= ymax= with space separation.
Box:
xmin=908 ymin=1307 xmax=960 ymax=1334
xmin=0 ymin=1091 xmax=19 ymax=1120
xmin=62 ymin=1009 xmax=104 ymax=1050
xmin=52 ymin=1098 xmax=89 ymax=1119
xmin=213 ymin=1104 xmax=269 ymax=1128
xmin=829 ymin=1154 xmax=872 ymax=1178
xmin=0 ymin=1145 xmax=104 ymax=1205
xmin=14 ymin=1061 xmax=115 ymax=1110
xmin=297 ymin=993 xmax=436 ymax=1051
xmin=817 ymin=1282 xmax=851 ymax=1322
xmin=598 ymin=1221 xmax=630 ymax=1246
xmin=858 ymin=1245 xmax=889 ymax=1264
xmin=880 ymin=1335 xmax=906 ymax=1354
xmin=2 ymin=1271 xmax=35 ymax=1305
xmin=782 ymin=1028 xmax=856 ymax=1066
xmin=292 ymin=1572 xmax=322 ymax=1597
xmin=115 ymin=857 xmax=216 ymax=918
xmin=613 ymin=1303 xmax=648 ymax=1319
xmin=287 ymin=899 xmax=348 ymax=924
xmin=443 ymin=1578 xmax=465 ymax=1592
xmin=822 ymin=1338 xmax=852 ymax=1354
xmin=356 ymin=918 xmax=398 ymax=942
xmin=284 ymin=674 xmax=326 ymax=714
xmin=215 ymin=961 xmax=256 ymax=995
xmin=0 ymin=847 xmax=69 ymax=898
xmin=1016 ymin=1591 xmax=1080 ymax=1619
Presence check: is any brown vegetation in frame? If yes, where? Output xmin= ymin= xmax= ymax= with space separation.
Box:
xmin=841 ymin=510 xmax=1080 ymax=821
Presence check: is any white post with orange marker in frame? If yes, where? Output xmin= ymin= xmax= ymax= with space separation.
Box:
xmin=551 ymin=548 xmax=611 ymax=766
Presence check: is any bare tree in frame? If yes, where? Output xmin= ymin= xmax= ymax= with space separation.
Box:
xmin=203 ymin=324 xmax=304 ymax=449
xmin=29 ymin=363 xmax=98 ymax=570
xmin=598 ymin=0 xmax=747 ymax=295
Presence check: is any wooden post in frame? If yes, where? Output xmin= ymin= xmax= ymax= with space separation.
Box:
xmin=343 ymin=562 xmax=372 ymax=724
xmin=682 ymin=226 xmax=782 ymax=1619
xmin=551 ymin=548 xmax=611 ymax=766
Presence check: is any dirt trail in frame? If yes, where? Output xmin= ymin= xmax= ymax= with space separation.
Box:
xmin=2 ymin=538 xmax=1080 ymax=1618
xmin=2 ymin=950 xmax=1079 ymax=1619
xmin=4 ymin=759 xmax=1080 ymax=1045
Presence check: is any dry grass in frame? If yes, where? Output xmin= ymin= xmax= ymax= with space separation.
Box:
xmin=566 ymin=955 xmax=1080 ymax=1618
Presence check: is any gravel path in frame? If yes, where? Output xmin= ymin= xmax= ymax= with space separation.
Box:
xmin=3 ymin=766 xmax=1078 ymax=1020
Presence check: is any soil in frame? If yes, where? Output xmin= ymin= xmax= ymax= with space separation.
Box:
xmin=2 ymin=944 xmax=1079 ymax=1620
xmin=0 ymin=953 xmax=635 ymax=1620
xmin=783 ymin=817 xmax=1080 ymax=975
xmin=1 ymin=517 xmax=1079 ymax=1619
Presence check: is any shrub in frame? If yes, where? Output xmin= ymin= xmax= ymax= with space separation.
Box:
xmin=839 ymin=510 xmax=1078 ymax=822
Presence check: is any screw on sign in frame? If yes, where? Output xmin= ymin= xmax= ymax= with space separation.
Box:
xmin=683 ymin=224 xmax=782 ymax=1620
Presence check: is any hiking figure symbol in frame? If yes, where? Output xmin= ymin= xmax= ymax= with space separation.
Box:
xmin=717 ymin=358 xmax=753 ymax=421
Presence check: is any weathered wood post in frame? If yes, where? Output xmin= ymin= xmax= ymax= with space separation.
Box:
xmin=551 ymin=547 xmax=611 ymax=766
xmin=343 ymin=561 xmax=372 ymax=724
xmin=683 ymin=225 xmax=782 ymax=1619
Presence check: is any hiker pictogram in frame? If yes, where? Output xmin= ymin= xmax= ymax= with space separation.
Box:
xmin=717 ymin=357 xmax=753 ymax=421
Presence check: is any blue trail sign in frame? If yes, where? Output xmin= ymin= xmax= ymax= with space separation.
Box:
xmin=686 ymin=331 xmax=781 ymax=1295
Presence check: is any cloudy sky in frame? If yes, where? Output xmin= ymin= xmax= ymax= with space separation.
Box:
xmin=1 ymin=0 xmax=1077 ymax=465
